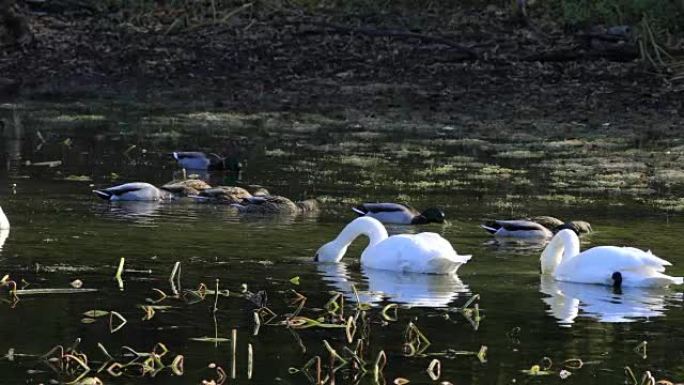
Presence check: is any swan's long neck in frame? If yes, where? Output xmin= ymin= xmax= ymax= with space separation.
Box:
xmin=540 ymin=229 xmax=580 ymax=275
xmin=334 ymin=217 xmax=388 ymax=249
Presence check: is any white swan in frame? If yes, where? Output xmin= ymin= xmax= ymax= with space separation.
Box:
xmin=541 ymin=229 xmax=683 ymax=288
xmin=314 ymin=217 xmax=471 ymax=274
xmin=0 ymin=205 xmax=9 ymax=230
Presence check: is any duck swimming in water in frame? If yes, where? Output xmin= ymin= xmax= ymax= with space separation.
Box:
xmin=191 ymin=186 xmax=255 ymax=204
xmin=352 ymin=203 xmax=445 ymax=225
xmin=481 ymin=217 xmax=592 ymax=239
xmin=232 ymin=195 xmax=319 ymax=215
xmin=172 ymin=152 xmax=241 ymax=172
xmin=315 ymin=217 xmax=470 ymax=274
xmin=481 ymin=219 xmax=553 ymax=239
xmin=161 ymin=179 xmax=212 ymax=197
xmin=93 ymin=182 xmax=174 ymax=201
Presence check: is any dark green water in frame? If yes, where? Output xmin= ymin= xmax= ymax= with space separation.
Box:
xmin=0 ymin=102 xmax=683 ymax=385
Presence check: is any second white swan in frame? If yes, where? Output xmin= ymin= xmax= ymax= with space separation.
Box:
xmin=541 ymin=229 xmax=683 ymax=288
xmin=314 ymin=217 xmax=471 ymax=274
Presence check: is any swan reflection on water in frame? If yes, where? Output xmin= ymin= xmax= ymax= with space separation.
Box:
xmin=540 ymin=276 xmax=681 ymax=325
xmin=0 ymin=229 xmax=9 ymax=254
xmin=316 ymin=263 xmax=469 ymax=308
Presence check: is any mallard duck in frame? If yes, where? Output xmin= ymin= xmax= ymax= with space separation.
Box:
xmin=541 ymin=229 xmax=683 ymax=288
xmin=93 ymin=182 xmax=173 ymax=201
xmin=315 ymin=217 xmax=471 ymax=274
xmin=172 ymin=152 xmax=241 ymax=172
xmin=352 ymin=203 xmax=445 ymax=225
xmin=482 ymin=217 xmax=592 ymax=239
xmin=0 ymin=205 xmax=9 ymax=230
xmin=232 ymin=195 xmax=319 ymax=215
xmin=530 ymin=216 xmax=564 ymax=229
xmin=556 ymin=220 xmax=592 ymax=234
xmin=160 ymin=179 xmax=212 ymax=197
xmin=481 ymin=219 xmax=553 ymax=239
xmin=192 ymin=186 xmax=253 ymax=204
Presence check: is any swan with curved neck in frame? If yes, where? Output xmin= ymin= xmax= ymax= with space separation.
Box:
xmin=541 ymin=229 xmax=683 ymax=288
xmin=314 ymin=217 xmax=471 ymax=274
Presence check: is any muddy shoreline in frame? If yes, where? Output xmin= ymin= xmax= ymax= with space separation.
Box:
xmin=1 ymin=5 xmax=682 ymax=139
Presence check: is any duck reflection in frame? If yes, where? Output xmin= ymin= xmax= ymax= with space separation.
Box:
xmin=96 ymin=201 xmax=163 ymax=224
xmin=317 ymin=263 xmax=469 ymax=308
xmin=540 ymin=276 xmax=680 ymax=324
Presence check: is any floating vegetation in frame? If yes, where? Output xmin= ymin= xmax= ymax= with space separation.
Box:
xmin=334 ymin=155 xmax=388 ymax=168
xmin=264 ymin=148 xmax=290 ymax=157
xmin=494 ymin=150 xmax=545 ymax=159
xmin=634 ymin=341 xmax=648 ymax=359
xmin=521 ymin=357 xmax=585 ymax=378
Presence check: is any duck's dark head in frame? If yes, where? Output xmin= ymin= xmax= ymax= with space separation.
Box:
xmin=553 ymin=222 xmax=581 ymax=236
xmin=421 ymin=207 xmax=446 ymax=224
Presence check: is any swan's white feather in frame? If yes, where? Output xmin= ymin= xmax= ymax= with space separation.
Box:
xmin=316 ymin=217 xmax=470 ymax=275
xmin=545 ymin=230 xmax=682 ymax=288
xmin=361 ymin=232 xmax=470 ymax=274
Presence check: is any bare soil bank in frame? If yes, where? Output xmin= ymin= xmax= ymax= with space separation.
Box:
xmin=1 ymin=4 xmax=682 ymax=138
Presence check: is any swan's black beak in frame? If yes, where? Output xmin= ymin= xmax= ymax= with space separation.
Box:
xmin=313 ymin=253 xmax=319 ymax=262
xmin=612 ymin=271 xmax=623 ymax=292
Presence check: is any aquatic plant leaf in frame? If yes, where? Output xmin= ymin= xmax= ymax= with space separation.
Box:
xmin=289 ymin=276 xmax=300 ymax=285
xmin=83 ymin=310 xmax=109 ymax=318
xmin=247 ymin=344 xmax=253 ymax=379
xmin=521 ymin=365 xmax=552 ymax=376
xmin=374 ymin=350 xmax=387 ymax=383
xmin=75 ymin=377 xmax=103 ymax=385
xmin=381 ymin=304 xmax=399 ymax=322
xmin=14 ymin=288 xmax=97 ymax=295
xmin=427 ymin=359 xmax=441 ymax=381
xmin=345 ymin=315 xmax=356 ymax=343
xmin=634 ymin=341 xmax=648 ymax=359
xmin=190 ymin=337 xmax=230 ymax=343
xmin=109 ymin=311 xmax=127 ymax=333
xmin=140 ymin=305 xmax=155 ymax=321
xmin=171 ymin=355 xmax=184 ymax=376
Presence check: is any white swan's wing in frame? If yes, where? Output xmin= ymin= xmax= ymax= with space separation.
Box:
xmin=362 ymin=233 xmax=469 ymax=274
xmin=556 ymin=246 xmax=681 ymax=286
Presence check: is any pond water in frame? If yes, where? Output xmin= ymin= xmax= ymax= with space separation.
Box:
xmin=0 ymin=102 xmax=683 ymax=385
